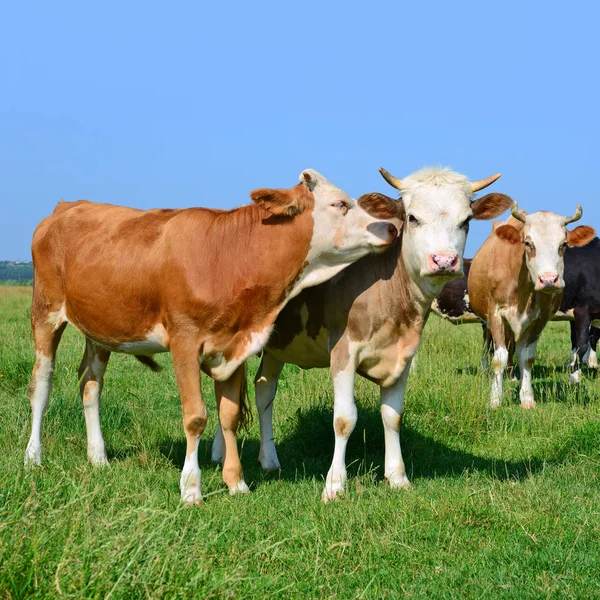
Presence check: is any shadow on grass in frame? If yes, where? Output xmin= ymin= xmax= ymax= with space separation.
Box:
xmin=157 ymin=403 xmax=558 ymax=489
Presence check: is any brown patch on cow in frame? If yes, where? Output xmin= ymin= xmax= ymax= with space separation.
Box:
xmin=28 ymin=361 xmax=39 ymax=400
xmin=334 ymin=417 xmax=353 ymax=437
xmin=567 ymin=225 xmax=596 ymax=247
xmin=82 ymin=381 xmax=99 ymax=407
xmin=471 ymin=193 xmax=513 ymax=220
xmin=250 ymin=183 xmax=313 ymax=217
xmin=357 ymin=193 xmax=404 ymax=221
xmin=526 ymin=357 xmax=535 ymax=369
xmin=495 ymin=224 xmax=522 ymax=245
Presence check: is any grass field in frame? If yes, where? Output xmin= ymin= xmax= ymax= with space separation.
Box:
xmin=1 ymin=286 xmax=600 ymax=599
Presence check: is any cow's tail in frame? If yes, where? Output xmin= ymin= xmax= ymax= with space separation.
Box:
xmin=135 ymin=355 xmax=162 ymax=372
xmin=238 ymin=362 xmax=253 ymax=433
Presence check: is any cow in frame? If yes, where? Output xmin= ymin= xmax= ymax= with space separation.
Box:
xmin=430 ymin=259 xmax=480 ymax=324
xmin=25 ymin=169 xmax=399 ymax=504
xmin=434 ymin=246 xmax=600 ymax=380
xmin=562 ymin=237 xmax=600 ymax=382
xmin=211 ymin=166 xmax=513 ymax=501
xmin=467 ymin=204 xmax=595 ymax=408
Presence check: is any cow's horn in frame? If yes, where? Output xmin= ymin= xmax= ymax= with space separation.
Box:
xmin=564 ymin=204 xmax=582 ymax=225
xmin=511 ymin=201 xmax=526 ymax=223
xmin=378 ymin=167 xmax=403 ymax=191
xmin=471 ymin=173 xmax=501 ymax=193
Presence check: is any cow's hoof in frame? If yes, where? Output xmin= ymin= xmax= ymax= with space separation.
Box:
xmin=258 ymin=447 xmax=281 ymax=471
xmin=520 ymin=400 xmax=536 ymax=409
xmin=386 ymin=474 xmax=412 ymax=490
xmin=229 ymin=480 xmax=250 ymax=495
xmin=181 ymin=489 xmax=203 ymax=505
xmin=569 ymin=371 xmax=581 ymax=384
xmin=321 ymin=484 xmax=344 ymax=503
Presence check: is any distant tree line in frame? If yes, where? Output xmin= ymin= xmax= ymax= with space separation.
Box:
xmin=0 ymin=261 xmax=33 ymax=285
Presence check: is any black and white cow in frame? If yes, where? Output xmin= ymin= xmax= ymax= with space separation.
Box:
xmin=562 ymin=237 xmax=600 ymax=382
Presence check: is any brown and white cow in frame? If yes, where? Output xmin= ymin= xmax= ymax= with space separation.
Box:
xmin=25 ymin=169 xmax=399 ymax=503
xmin=211 ymin=167 xmax=513 ymax=500
xmin=468 ymin=204 xmax=595 ymax=408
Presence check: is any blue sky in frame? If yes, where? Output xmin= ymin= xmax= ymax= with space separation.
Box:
xmin=2 ymin=1 xmax=598 ymax=260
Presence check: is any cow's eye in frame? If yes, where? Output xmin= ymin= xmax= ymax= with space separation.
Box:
xmin=525 ymin=240 xmax=534 ymax=250
xmin=559 ymin=241 xmax=568 ymax=254
xmin=408 ymin=214 xmax=420 ymax=226
xmin=460 ymin=217 xmax=471 ymax=230
xmin=332 ymin=201 xmax=349 ymax=215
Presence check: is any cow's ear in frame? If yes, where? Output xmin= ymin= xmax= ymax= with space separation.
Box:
xmin=495 ymin=224 xmax=522 ymax=244
xmin=251 ymin=184 xmax=309 ymax=217
xmin=357 ymin=193 xmax=404 ymax=222
xmin=471 ymin=193 xmax=514 ymax=220
xmin=567 ymin=225 xmax=596 ymax=247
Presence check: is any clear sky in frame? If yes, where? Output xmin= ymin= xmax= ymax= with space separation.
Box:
xmin=2 ymin=1 xmax=598 ymax=260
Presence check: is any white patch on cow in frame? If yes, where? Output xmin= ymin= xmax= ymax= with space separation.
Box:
xmin=568 ymin=347 xmax=578 ymax=368
xmin=500 ymin=305 xmax=540 ymax=343
xmin=47 ymin=304 xmax=68 ymax=330
xmin=587 ymin=347 xmax=598 ymax=368
xmin=517 ymin=341 xmax=537 ymax=408
xmin=180 ymin=437 xmax=202 ymax=504
xmin=204 ymin=325 xmax=273 ymax=381
xmin=24 ymin=352 xmax=54 ymax=466
xmin=287 ymin=169 xmax=395 ymax=300
xmin=399 ymin=168 xmax=473 ymax=288
xmin=322 ymin=351 xmax=359 ymax=502
xmin=569 ymin=369 xmax=581 ymax=384
xmin=518 ymin=212 xmax=570 ymax=291
xmin=82 ymin=380 xmax=109 ymax=465
xmin=116 ymin=324 xmax=168 ymax=355
xmin=490 ymin=346 xmax=508 ymax=408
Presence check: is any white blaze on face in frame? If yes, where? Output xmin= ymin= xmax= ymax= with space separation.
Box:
xmin=290 ymin=169 xmax=396 ymax=293
xmin=521 ymin=212 xmax=568 ymax=291
xmin=400 ymin=169 xmax=473 ymax=280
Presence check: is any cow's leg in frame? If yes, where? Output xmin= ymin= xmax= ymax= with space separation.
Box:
xmin=210 ymin=418 xmax=224 ymax=464
xmin=489 ymin=318 xmax=508 ymax=408
xmin=323 ymin=346 xmax=357 ymax=502
xmin=171 ymin=339 xmax=206 ymax=504
xmin=78 ymin=339 xmax=111 ymax=465
xmin=587 ymin=325 xmax=600 ymax=368
xmin=568 ymin=321 xmax=578 ymax=369
xmin=255 ymin=353 xmax=284 ymax=470
xmin=25 ymin=319 xmax=67 ymax=466
xmin=516 ymin=339 xmax=537 ymax=409
xmin=480 ymin=324 xmax=492 ymax=372
xmin=380 ymin=362 xmax=412 ymax=489
xmin=570 ymin=309 xmax=590 ymax=384
xmin=215 ymin=365 xmax=249 ymax=494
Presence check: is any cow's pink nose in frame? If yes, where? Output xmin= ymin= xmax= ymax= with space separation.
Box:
xmin=429 ymin=253 xmax=459 ymax=272
xmin=538 ymin=273 xmax=560 ymax=288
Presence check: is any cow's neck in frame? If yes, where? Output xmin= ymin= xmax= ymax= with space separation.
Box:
xmin=399 ymin=237 xmax=449 ymax=317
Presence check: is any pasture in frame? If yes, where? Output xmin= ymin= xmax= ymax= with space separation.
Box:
xmin=1 ymin=286 xmax=600 ymax=599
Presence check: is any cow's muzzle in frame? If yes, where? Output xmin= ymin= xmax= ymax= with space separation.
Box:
xmin=427 ymin=253 xmax=460 ymax=274
xmin=536 ymin=273 xmax=563 ymax=292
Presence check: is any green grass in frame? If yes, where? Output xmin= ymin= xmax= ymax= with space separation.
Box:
xmin=1 ymin=286 xmax=600 ymax=599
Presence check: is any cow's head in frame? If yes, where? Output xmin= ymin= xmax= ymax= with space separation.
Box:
xmin=378 ymin=166 xmax=513 ymax=284
xmin=251 ymin=169 xmax=398 ymax=266
xmin=495 ymin=203 xmax=595 ymax=293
